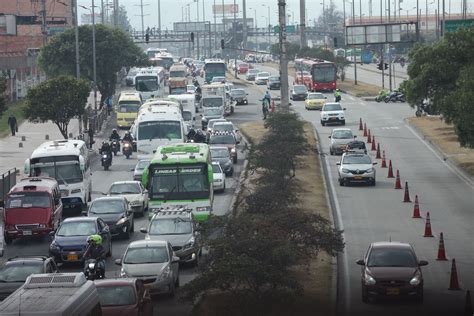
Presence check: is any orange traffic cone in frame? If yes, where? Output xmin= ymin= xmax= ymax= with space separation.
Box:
xmin=437 ymin=232 xmax=448 ymax=261
xmin=363 ymin=123 xmax=367 ymax=137
xmin=448 ymin=258 xmax=461 ymax=290
xmin=367 ymin=129 xmax=371 ymax=143
xmin=376 ymin=143 xmax=381 ymax=159
xmin=395 ymin=170 xmax=402 ymax=189
xmin=412 ymin=195 xmax=421 ymax=218
xmin=465 ymin=290 xmax=473 ymax=316
xmin=381 ymin=151 xmax=387 ymax=168
xmin=359 ymin=118 xmax=363 ymax=131
xmin=371 ymin=136 xmax=376 ymax=151
xmin=403 ymin=181 xmax=411 ymax=202
xmin=423 ymin=211 xmax=434 ymax=237
xmin=387 ymin=160 xmax=394 ymax=178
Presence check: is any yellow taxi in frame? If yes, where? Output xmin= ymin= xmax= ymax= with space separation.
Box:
xmin=305 ymin=92 xmax=327 ymax=110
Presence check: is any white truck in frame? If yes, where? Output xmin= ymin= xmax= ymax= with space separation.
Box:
xmin=201 ymin=83 xmax=235 ymax=115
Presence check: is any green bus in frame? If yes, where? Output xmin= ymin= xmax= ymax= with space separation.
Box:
xmin=141 ymin=143 xmax=214 ymax=221
xmin=204 ymin=59 xmax=226 ymax=83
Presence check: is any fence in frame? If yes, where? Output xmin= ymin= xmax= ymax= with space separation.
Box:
xmin=0 ymin=168 xmax=17 ymax=207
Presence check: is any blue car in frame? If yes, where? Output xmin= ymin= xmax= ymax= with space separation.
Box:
xmin=49 ymin=217 xmax=112 ymax=264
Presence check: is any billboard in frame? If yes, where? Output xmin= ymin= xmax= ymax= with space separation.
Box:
xmin=212 ymin=4 xmax=238 ymax=15
xmin=174 ymin=22 xmax=211 ymax=33
xmin=345 ymin=22 xmax=416 ymax=45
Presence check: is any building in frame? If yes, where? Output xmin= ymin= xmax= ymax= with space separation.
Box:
xmin=0 ymin=0 xmax=72 ymax=101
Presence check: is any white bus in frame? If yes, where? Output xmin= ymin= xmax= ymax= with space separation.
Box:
xmin=24 ymin=140 xmax=91 ymax=213
xmin=167 ymin=94 xmax=196 ymax=134
xmin=133 ymin=106 xmax=186 ymax=158
xmin=135 ymin=68 xmax=162 ymax=101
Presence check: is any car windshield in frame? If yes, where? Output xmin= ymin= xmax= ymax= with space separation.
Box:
xmin=342 ymin=155 xmax=372 ymax=164
xmin=6 ymin=192 xmax=51 ymax=209
xmin=249 ymin=69 xmax=260 ymax=74
xmin=97 ymin=285 xmax=136 ymax=307
xmin=214 ymin=124 xmax=233 ymax=132
xmin=294 ymin=86 xmax=307 ymax=93
xmin=232 ymin=89 xmax=245 ymax=96
xmin=110 ymin=183 xmax=141 ymax=195
xmin=308 ymin=94 xmax=325 ymax=100
xmin=348 ymin=142 xmax=365 ymax=149
xmin=212 ymin=164 xmax=222 ymax=173
xmin=209 ymin=135 xmax=235 ymax=144
xmin=0 ymin=264 xmax=43 ymax=282
xmin=208 ymin=120 xmax=226 ymax=129
xmin=123 ymin=246 xmax=169 ymax=264
xmin=269 ymin=76 xmax=280 ymax=82
xmin=367 ymin=247 xmax=418 ymax=267
xmin=136 ymin=76 xmax=159 ymax=92
xmin=257 ymin=72 xmax=270 ymax=78
xmin=324 ymin=103 xmax=342 ymax=111
xmin=57 ymin=221 xmax=96 ymax=236
xmin=211 ymin=148 xmax=230 ymax=158
xmin=136 ymin=160 xmax=151 ymax=170
xmin=90 ymin=200 xmax=124 ymax=214
xmin=202 ymin=98 xmax=223 ymax=108
xmin=332 ymin=130 xmax=353 ymax=139
xmin=211 ymin=77 xmax=225 ymax=82
xmin=149 ymin=218 xmax=192 ymax=235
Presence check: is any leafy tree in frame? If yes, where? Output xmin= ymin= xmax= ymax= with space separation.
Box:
xmin=39 ymin=25 xmax=148 ymax=105
xmin=401 ymin=26 xmax=474 ymax=147
xmin=0 ymin=76 xmax=6 ymax=116
xmin=109 ymin=5 xmax=132 ymax=33
xmin=25 ymin=76 xmax=90 ymax=139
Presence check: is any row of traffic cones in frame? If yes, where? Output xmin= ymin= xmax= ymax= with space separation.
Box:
xmin=359 ymin=118 xmax=463 ymax=293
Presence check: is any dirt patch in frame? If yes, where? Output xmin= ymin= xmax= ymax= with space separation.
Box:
xmin=407 ymin=116 xmax=474 ymax=177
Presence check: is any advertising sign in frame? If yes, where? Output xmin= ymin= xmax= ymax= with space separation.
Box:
xmin=212 ymin=4 xmax=238 ymax=15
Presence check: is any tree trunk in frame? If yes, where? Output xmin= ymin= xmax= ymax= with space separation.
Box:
xmin=55 ymin=121 xmax=69 ymax=139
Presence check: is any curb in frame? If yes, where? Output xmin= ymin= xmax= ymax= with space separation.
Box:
xmin=229 ymin=132 xmax=251 ymax=216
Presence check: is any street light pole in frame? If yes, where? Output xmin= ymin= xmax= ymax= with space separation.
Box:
xmin=299 ymin=0 xmax=306 ymax=48
xmin=92 ymin=0 xmax=98 ymax=115
xmin=157 ymin=0 xmax=161 ymax=37
xmin=278 ymin=0 xmax=289 ymax=112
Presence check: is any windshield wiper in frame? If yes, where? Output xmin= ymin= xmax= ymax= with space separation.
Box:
xmin=163 ymin=186 xmax=177 ymax=203
xmin=58 ymin=173 xmax=68 ymax=187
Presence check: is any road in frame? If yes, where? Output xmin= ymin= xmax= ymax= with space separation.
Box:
xmin=344 ymin=63 xmax=408 ymax=90
xmin=257 ymin=64 xmax=474 ymax=316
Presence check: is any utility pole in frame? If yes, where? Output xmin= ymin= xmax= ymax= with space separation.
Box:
xmin=157 ymin=0 xmax=161 ymax=36
xmin=369 ymin=0 xmax=372 ymax=17
xmin=101 ymin=0 xmax=105 ymax=23
xmin=352 ymin=0 xmax=357 ymax=85
xmin=113 ymin=0 xmax=119 ymax=28
xmin=136 ymin=0 xmax=149 ymax=39
xmin=278 ymin=0 xmax=289 ymax=112
xmin=72 ymin=0 xmax=82 ymax=134
xmin=40 ymin=0 xmax=47 ymax=45
xmin=214 ymin=0 xmax=217 ymax=51
xmin=92 ymin=0 xmax=98 ymax=129
xmin=233 ymin=0 xmax=237 ymax=77
xmin=299 ymin=0 xmax=306 ymax=48
xmin=243 ymin=0 xmax=247 ymax=50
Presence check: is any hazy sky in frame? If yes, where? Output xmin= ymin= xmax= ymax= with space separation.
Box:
xmin=78 ymin=0 xmax=468 ymax=31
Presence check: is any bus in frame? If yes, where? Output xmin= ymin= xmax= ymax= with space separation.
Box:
xmin=23 ymin=140 xmax=91 ymax=213
xmin=141 ymin=143 xmax=213 ymax=222
xmin=133 ymin=106 xmax=186 ymax=158
xmin=135 ymin=68 xmax=162 ymax=100
xmin=203 ymin=59 xmax=226 ymax=83
xmin=167 ymin=94 xmax=196 ymax=134
xmin=295 ymin=58 xmax=337 ymax=91
xmin=146 ymin=47 xmax=168 ymax=58
xmin=116 ymin=91 xmax=142 ymax=128
xmin=156 ymin=52 xmax=174 ymax=70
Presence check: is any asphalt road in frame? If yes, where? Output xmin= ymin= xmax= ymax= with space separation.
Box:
xmin=344 ymin=63 xmax=407 ymax=90
xmin=257 ymin=64 xmax=474 ymax=316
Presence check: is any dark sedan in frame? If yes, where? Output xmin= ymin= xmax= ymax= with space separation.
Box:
xmin=210 ymin=146 xmax=234 ymax=176
xmin=49 ymin=217 xmax=112 ymax=264
xmin=267 ymin=76 xmax=281 ymax=90
xmin=95 ymin=278 xmax=153 ymax=316
xmin=356 ymin=241 xmax=428 ymax=303
xmin=230 ymin=88 xmax=248 ymax=105
xmin=88 ymin=197 xmax=134 ymax=239
xmin=290 ymin=85 xmax=308 ymax=101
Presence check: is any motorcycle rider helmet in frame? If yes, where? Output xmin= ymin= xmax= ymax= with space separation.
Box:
xmin=112 ymin=128 xmax=117 ymax=133
xmin=87 ymin=234 xmax=102 ymax=245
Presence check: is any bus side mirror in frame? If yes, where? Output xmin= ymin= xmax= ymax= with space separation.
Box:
xmin=79 ymin=156 xmax=85 ymax=172
xmin=24 ymin=159 xmax=30 ymax=175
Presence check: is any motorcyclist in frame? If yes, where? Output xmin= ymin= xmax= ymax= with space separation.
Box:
xmin=122 ymin=131 xmax=133 ymax=144
xmin=83 ymin=234 xmax=106 ymax=279
xmin=334 ymin=89 xmax=342 ymax=102
xmin=109 ymin=129 xmax=121 ymax=152
xmin=100 ymin=141 xmax=113 ymax=164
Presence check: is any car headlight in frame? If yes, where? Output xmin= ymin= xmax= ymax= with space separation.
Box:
xmin=120 ymin=269 xmax=127 ymax=277
xmin=38 ymin=224 xmax=46 ymax=228
xmin=364 ymin=273 xmax=376 ymax=285
xmin=366 ymin=168 xmax=374 ymax=173
xmin=410 ymin=272 xmax=421 ymax=285
xmin=196 ymin=206 xmax=211 ymax=213
xmin=341 ymin=168 xmax=350 ymax=173
xmin=102 ymin=154 xmax=108 ymax=159
xmin=70 ymin=188 xmax=82 ymax=194
xmin=183 ymin=237 xmax=195 ymax=250
xmin=322 ymin=114 xmax=328 ymax=118
xmin=116 ymin=217 xmax=128 ymax=226
xmin=158 ymin=265 xmax=171 ymax=281
xmin=230 ymin=148 xmax=236 ymax=153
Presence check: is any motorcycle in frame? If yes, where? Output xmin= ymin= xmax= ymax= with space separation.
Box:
xmin=110 ymin=139 xmax=120 ymax=156
xmin=375 ymin=89 xmax=389 ymax=102
xmin=101 ymin=152 xmax=112 ymax=171
xmin=384 ymin=91 xmax=406 ymax=103
xmin=122 ymin=141 xmax=132 ymax=159
xmin=84 ymin=258 xmax=104 ymax=281
xmin=415 ymin=103 xmax=433 ymax=117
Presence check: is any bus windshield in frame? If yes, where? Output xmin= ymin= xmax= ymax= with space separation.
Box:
xmin=170 ymin=70 xmax=186 ymax=77
xmin=118 ymin=101 xmax=141 ymax=113
xmin=150 ymin=164 xmax=210 ymax=200
xmin=312 ymin=65 xmax=336 ymax=83
xmin=6 ymin=192 xmax=51 ymax=209
xmin=136 ymin=76 xmax=159 ymax=92
xmin=30 ymin=156 xmax=83 ymax=184
xmin=138 ymin=121 xmax=182 ymax=140
xmin=205 ymin=63 xmax=226 ymax=73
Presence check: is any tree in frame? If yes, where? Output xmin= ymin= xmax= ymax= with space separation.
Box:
xmin=401 ymin=26 xmax=474 ymax=147
xmin=39 ymin=25 xmax=148 ymax=105
xmin=0 ymin=75 xmax=6 ymax=116
xmin=25 ymin=76 xmax=90 ymax=139
xmin=109 ymin=5 xmax=132 ymax=33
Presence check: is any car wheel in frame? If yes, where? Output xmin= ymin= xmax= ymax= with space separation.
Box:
xmin=233 ymin=156 xmax=237 ymax=164
xmin=88 ymin=191 xmax=92 ymax=202
xmin=371 ymin=179 xmax=376 ymax=186
xmin=361 ymin=288 xmax=369 ymax=303
xmin=107 ymin=241 xmax=112 ymax=257
xmin=330 ymin=149 xmax=334 ymax=155
xmin=130 ymin=220 xmax=134 ymax=233
xmin=168 ymin=281 xmax=176 ymax=298
xmin=124 ymin=226 xmax=131 ymax=239
xmin=339 ymin=178 xmax=344 ymax=186
xmin=4 ymin=234 xmax=12 ymax=245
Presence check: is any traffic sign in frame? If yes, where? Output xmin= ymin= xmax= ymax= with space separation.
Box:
xmin=273 ymin=25 xmax=296 ymax=34
xmin=445 ymin=19 xmax=474 ymax=32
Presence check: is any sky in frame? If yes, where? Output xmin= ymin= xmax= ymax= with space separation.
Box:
xmin=77 ymin=0 xmax=469 ymax=31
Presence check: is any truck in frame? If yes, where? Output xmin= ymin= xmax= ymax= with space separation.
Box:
xmin=201 ymin=83 xmax=235 ymax=115
xmin=168 ymin=64 xmax=188 ymax=95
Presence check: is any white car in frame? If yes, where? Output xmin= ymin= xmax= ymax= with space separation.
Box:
xmin=211 ymin=162 xmax=226 ymax=192
xmin=337 ymin=152 xmax=377 ymax=186
xmin=255 ymin=72 xmax=270 ymax=85
xmin=186 ymin=85 xmax=196 ymax=93
xmin=212 ymin=121 xmax=242 ymax=142
xmin=320 ymin=102 xmax=346 ymax=126
xmin=206 ymin=118 xmax=227 ymax=133
xmin=107 ymin=181 xmax=149 ymax=217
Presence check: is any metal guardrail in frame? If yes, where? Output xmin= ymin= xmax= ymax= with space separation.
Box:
xmin=0 ymin=168 xmax=17 ymax=207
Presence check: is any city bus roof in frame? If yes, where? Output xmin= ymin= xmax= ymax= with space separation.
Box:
xmin=150 ymin=143 xmax=209 ymax=165
xmin=30 ymin=140 xmax=86 ymax=159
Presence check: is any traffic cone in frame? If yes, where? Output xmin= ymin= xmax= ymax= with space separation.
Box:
xmin=271 ymin=99 xmax=276 ymax=112
xmin=371 ymin=136 xmax=376 ymax=151
xmin=448 ymin=258 xmax=461 ymax=290
xmin=387 ymin=160 xmax=394 ymax=178
xmin=403 ymin=181 xmax=411 ymax=202
xmin=394 ymin=170 xmax=402 ymax=189
xmin=359 ymin=118 xmax=363 ymax=131
xmin=423 ymin=211 xmax=434 ymax=237
xmin=381 ymin=151 xmax=387 ymax=168
xmin=412 ymin=195 xmax=421 ymax=218
xmin=437 ymin=232 xmax=448 ymax=261
xmin=376 ymin=143 xmax=381 ymax=159
xmin=367 ymin=129 xmax=371 ymax=143
xmin=465 ymin=290 xmax=473 ymax=316
xmin=363 ymin=123 xmax=367 ymax=137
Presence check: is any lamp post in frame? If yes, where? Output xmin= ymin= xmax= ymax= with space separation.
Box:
xmin=249 ymin=7 xmax=257 ymax=50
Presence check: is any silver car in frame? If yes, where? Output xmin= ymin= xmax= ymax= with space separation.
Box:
xmin=116 ymin=240 xmax=180 ymax=296
xmin=329 ymin=128 xmax=355 ymax=155
xmin=132 ymin=159 xmax=151 ymax=182
xmin=337 ymin=153 xmax=377 ymax=186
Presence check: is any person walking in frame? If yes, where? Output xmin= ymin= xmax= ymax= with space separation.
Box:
xmin=7 ymin=114 xmax=17 ymax=136
xmin=87 ymin=124 xmax=95 ymax=149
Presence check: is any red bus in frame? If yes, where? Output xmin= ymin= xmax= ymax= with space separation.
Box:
xmin=295 ymin=58 xmax=337 ymax=92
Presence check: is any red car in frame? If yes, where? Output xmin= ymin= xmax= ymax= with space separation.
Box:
xmin=237 ymin=63 xmax=249 ymax=74
xmin=95 ymin=278 xmax=153 ymax=316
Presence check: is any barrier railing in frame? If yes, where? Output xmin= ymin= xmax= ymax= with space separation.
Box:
xmin=0 ymin=168 xmax=17 ymax=207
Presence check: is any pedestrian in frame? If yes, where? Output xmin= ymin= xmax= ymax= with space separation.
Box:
xmin=7 ymin=114 xmax=17 ymax=136
xmin=105 ymin=96 xmax=112 ymax=116
xmin=87 ymin=124 xmax=95 ymax=149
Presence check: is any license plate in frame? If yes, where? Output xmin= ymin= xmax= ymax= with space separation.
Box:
xmin=23 ymin=230 xmax=32 ymax=236
xmin=330 ymin=118 xmax=337 ymax=121
xmin=387 ymin=287 xmax=400 ymax=296
xmin=67 ymin=254 xmax=79 ymax=261
xmin=353 ymin=176 xmax=363 ymax=180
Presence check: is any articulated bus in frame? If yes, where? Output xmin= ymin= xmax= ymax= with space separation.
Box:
xmin=295 ymin=58 xmax=337 ymax=91
xmin=141 ymin=143 xmax=214 ymax=222
xmin=203 ymin=59 xmax=226 ymax=83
